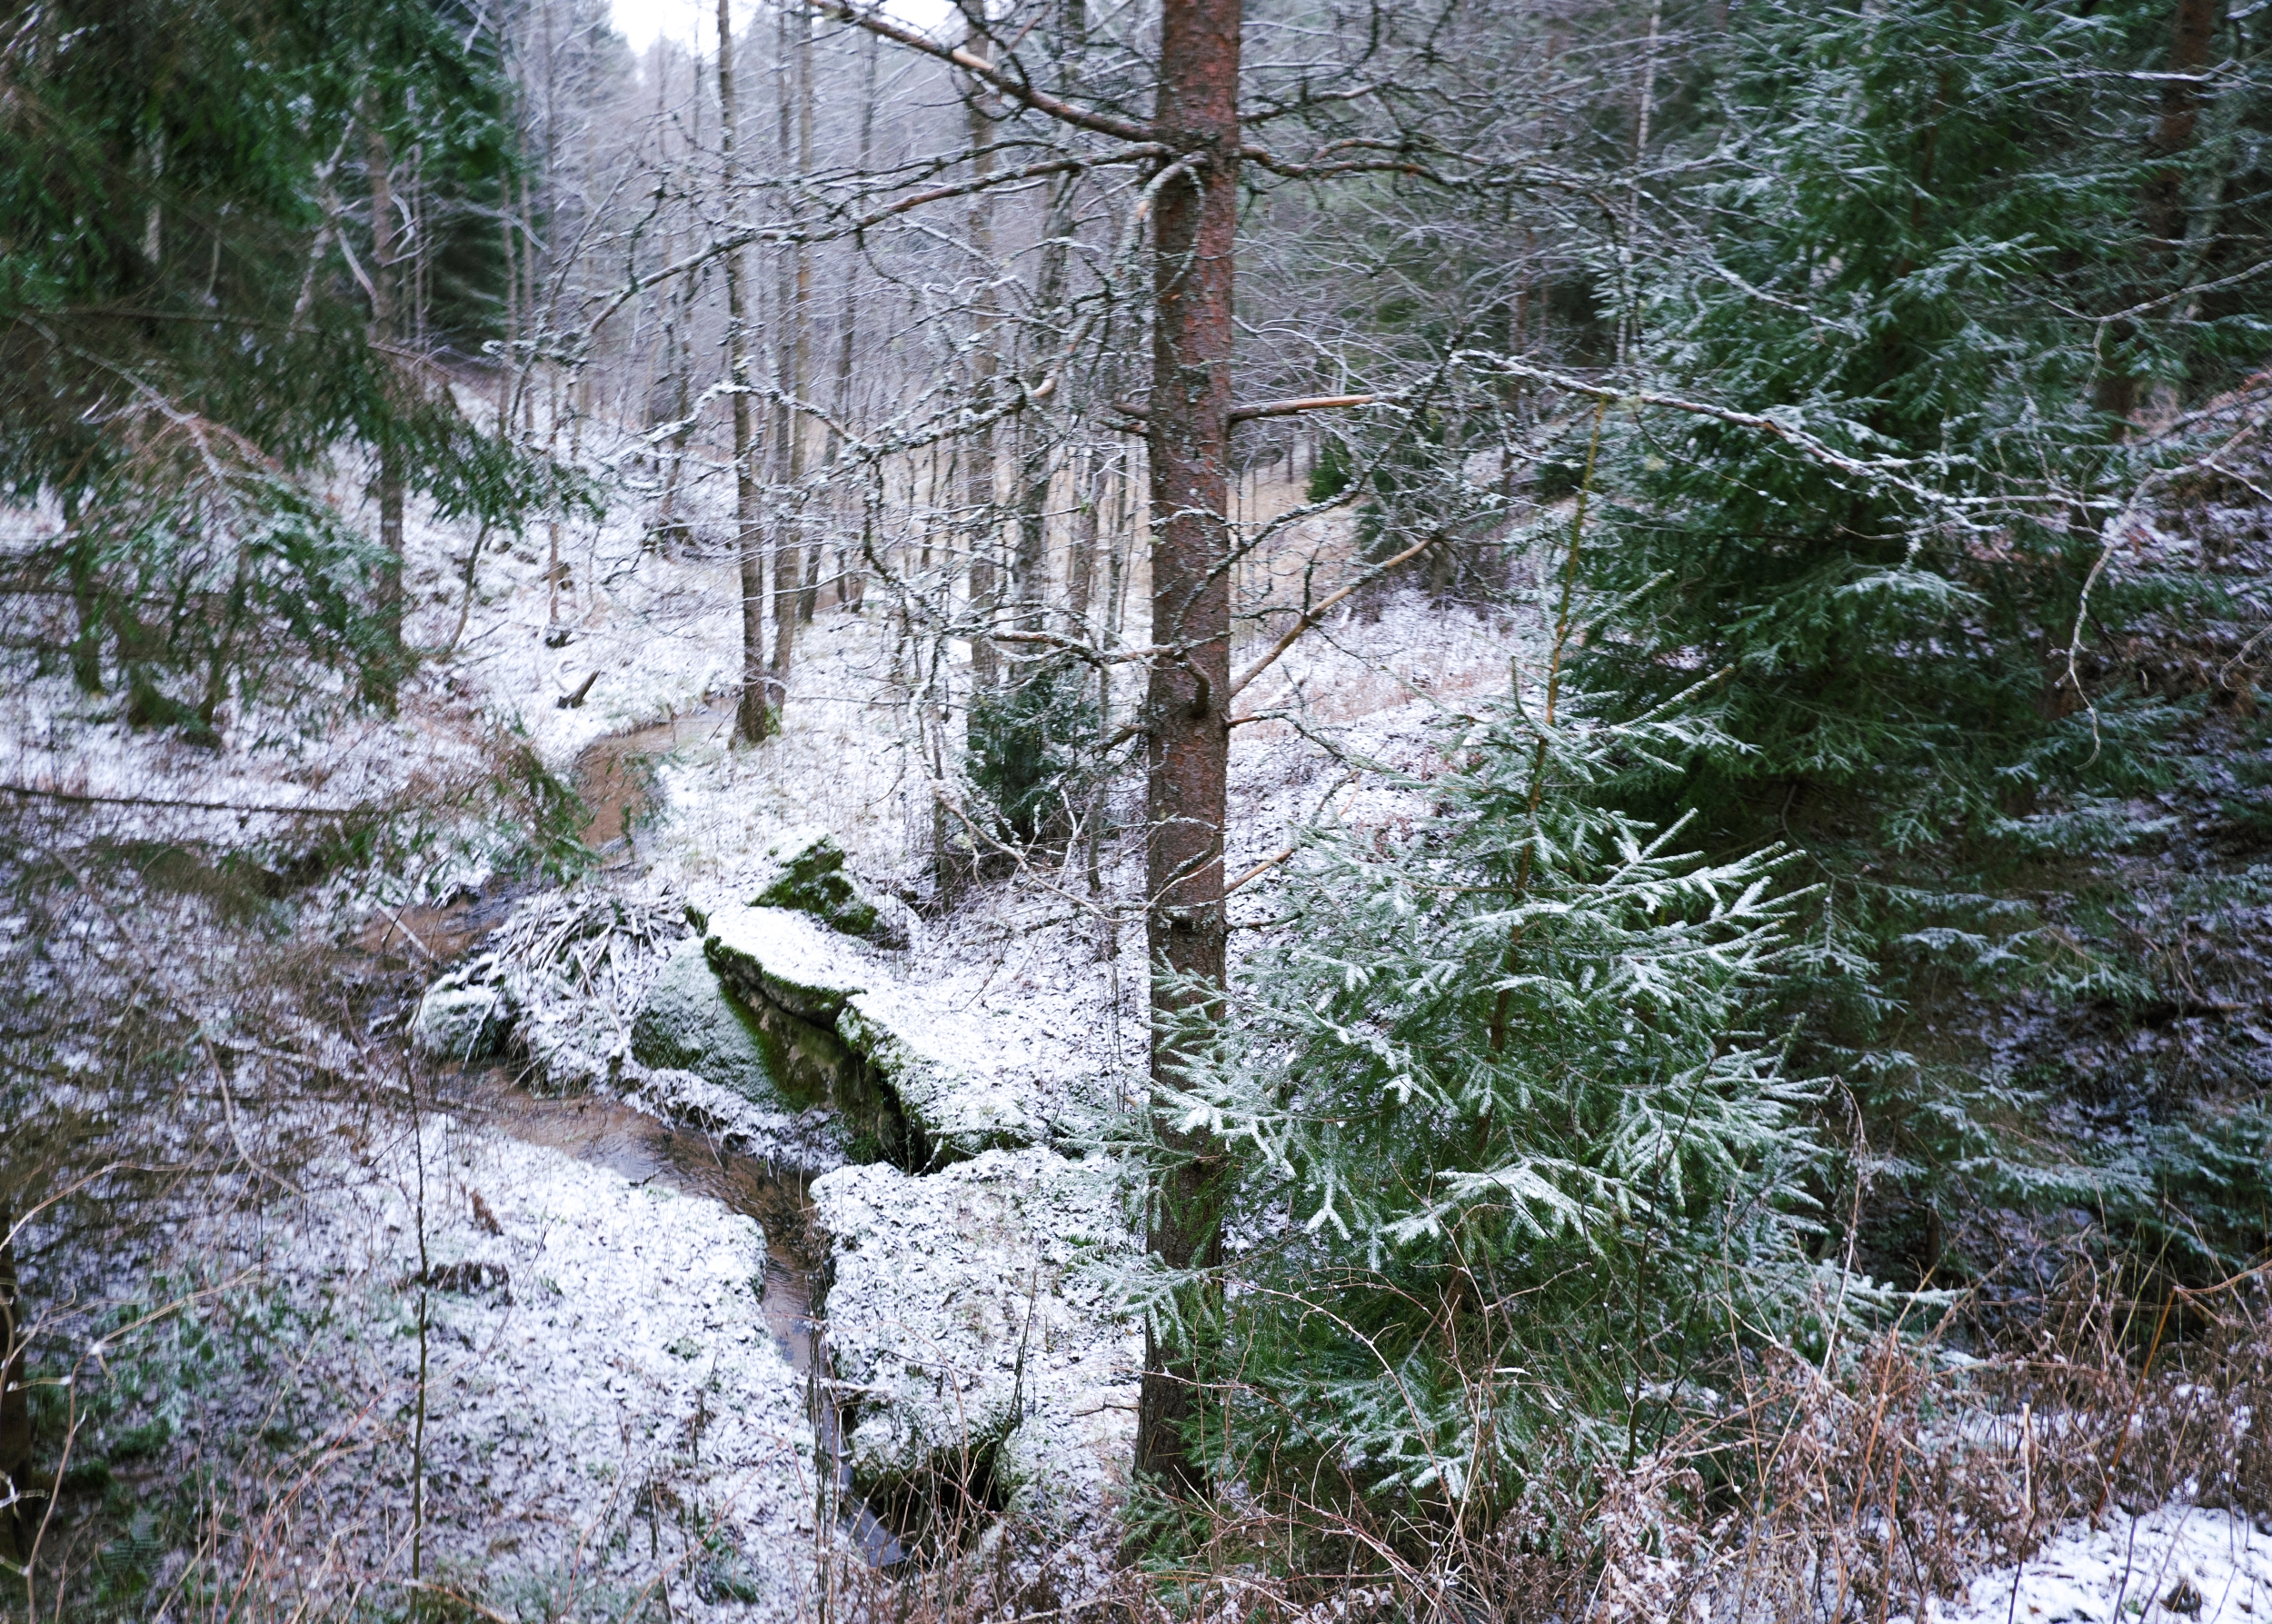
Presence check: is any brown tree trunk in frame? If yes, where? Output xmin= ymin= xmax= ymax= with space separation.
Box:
xmin=365 ymin=102 xmax=404 ymax=712
xmin=770 ymin=2 xmax=814 ymax=691
xmin=2146 ymin=0 xmax=2218 ymax=245
xmin=2099 ymin=0 xmax=2221 ymax=428
xmin=824 ymin=34 xmax=880 ymax=616
xmin=1012 ymin=176 xmax=1079 ymax=637
xmin=792 ymin=6 xmax=823 ymax=628
xmin=1133 ymin=0 xmax=1241 ymax=1499
xmin=720 ymin=0 xmax=770 ymax=744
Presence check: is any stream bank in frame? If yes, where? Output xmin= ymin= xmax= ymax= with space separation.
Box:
xmin=398 ymin=709 xmax=1148 ymax=1571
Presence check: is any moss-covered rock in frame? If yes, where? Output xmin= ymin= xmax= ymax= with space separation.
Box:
xmin=629 ymin=937 xmax=807 ymax=1111
xmin=703 ymin=906 xmax=1039 ymax=1168
xmin=752 ymin=827 xmax=904 ymax=945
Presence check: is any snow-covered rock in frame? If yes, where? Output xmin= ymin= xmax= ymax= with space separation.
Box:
xmin=625 ymin=1064 xmax=850 ymax=1174
xmin=631 ymin=935 xmax=797 ymax=1107
xmin=811 ymin=1148 xmax=1140 ymax=1538
xmin=410 ymin=956 xmax=515 ymax=1061
xmin=703 ymin=905 xmax=1043 ymax=1165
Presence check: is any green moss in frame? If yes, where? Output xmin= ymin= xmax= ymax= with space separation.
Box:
xmin=628 ymin=938 xmax=795 ymax=1107
xmin=753 ymin=829 xmax=881 ymax=938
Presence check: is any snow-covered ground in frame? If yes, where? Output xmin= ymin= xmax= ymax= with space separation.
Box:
xmin=1939 ymin=1508 xmax=2272 ymax=1624
xmin=214 ymin=1117 xmax=828 ymax=1619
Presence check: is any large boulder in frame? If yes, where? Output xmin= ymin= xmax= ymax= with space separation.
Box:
xmin=703 ymin=906 xmax=1040 ymax=1167
xmin=629 ymin=936 xmax=805 ymax=1111
xmin=810 ymin=1149 xmax=1139 ymax=1539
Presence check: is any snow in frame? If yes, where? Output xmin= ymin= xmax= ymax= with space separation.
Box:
xmin=810 ymin=1148 xmax=1141 ymax=1547
xmin=273 ymin=1117 xmax=832 ymax=1617
xmin=1938 ymin=1508 xmax=2272 ymax=1624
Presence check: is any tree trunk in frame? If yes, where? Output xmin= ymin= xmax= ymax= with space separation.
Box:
xmin=1134 ymin=0 xmax=1241 ymax=1499
xmin=1012 ymin=175 xmax=1079 ymax=636
xmin=963 ymin=40 xmax=1001 ymax=692
xmin=792 ymin=5 xmax=823 ymax=628
xmin=1066 ymin=445 xmax=1099 ymax=628
xmin=365 ymin=101 xmax=404 ymax=712
xmin=2098 ymin=0 xmax=2221 ymax=428
xmin=828 ymin=31 xmax=882 ymax=615
xmin=0 ymin=1201 xmax=27 ymax=1565
xmin=2146 ymin=0 xmax=2218 ymax=247
xmin=769 ymin=2 xmax=813 ymax=691
xmin=720 ymin=0 xmax=770 ymax=744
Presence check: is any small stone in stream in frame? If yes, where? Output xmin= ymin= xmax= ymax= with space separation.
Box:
xmin=753 ymin=827 xmax=906 ymax=947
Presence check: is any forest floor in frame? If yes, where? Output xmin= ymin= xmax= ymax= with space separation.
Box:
xmin=10 ymin=452 xmax=2272 ymax=1621
xmin=3 ymin=463 xmax=1532 ymax=1619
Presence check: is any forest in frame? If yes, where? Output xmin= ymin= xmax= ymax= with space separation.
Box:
xmin=4 ymin=0 xmax=2272 ymax=1618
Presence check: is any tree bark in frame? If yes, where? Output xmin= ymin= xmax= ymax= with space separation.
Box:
xmin=1066 ymin=445 xmax=1099 ymax=628
xmin=364 ymin=100 xmax=404 ymax=712
xmin=964 ymin=40 xmax=1001 ymax=692
xmin=1134 ymin=0 xmax=1241 ymax=1499
xmin=792 ymin=6 xmax=823 ymax=630
xmin=824 ymin=30 xmax=881 ymax=614
xmin=2146 ymin=0 xmax=2218 ymax=247
xmin=720 ymin=0 xmax=770 ymax=744
xmin=2098 ymin=0 xmax=2221 ymax=427
xmin=769 ymin=2 xmax=812 ymax=689
xmin=1012 ymin=176 xmax=1080 ymax=637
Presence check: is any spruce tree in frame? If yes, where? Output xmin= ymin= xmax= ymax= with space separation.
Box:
xmin=1577 ymin=0 xmax=2272 ymax=1266
xmin=1147 ymin=579 xmax=1831 ymax=1525
xmin=0 ymin=0 xmax=548 ymax=732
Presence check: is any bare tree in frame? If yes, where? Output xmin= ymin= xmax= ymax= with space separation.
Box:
xmin=720 ymin=0 xmax=771 ymax=743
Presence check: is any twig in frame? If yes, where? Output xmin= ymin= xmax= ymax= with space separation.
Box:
xmin=1224 ymin=530 xmax=1443 ymax=704
xmin=2093 ymin=1288 xmax=2176 ymax=1521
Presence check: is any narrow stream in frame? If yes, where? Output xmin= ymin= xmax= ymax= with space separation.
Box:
xmin=420 ymin=709 xmax=905 ymax=1566
xmin=471 ymin=1082 xmax=903 ymax=1567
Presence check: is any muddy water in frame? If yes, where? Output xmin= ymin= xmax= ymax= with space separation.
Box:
xmin=573 ymin=704 xmax=733 ymax=852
